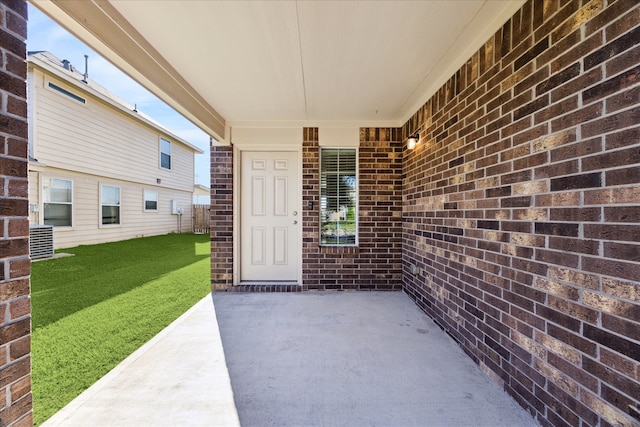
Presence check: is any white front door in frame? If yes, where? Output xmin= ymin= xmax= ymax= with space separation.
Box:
xmin=240 ymin=151 xmax=299 ymax=281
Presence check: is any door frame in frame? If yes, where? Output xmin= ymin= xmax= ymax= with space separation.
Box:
xmin=232 ymin=143 xmax=303 ymax=286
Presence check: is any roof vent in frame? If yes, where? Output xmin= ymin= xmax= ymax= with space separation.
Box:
xmin=62 ymin=59 xmax=72 ymax=71
xmin=82 ymin=54 xmax=89 ymax=83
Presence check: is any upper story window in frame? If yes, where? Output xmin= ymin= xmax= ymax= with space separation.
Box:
xmin=47 ymin=81 xmax=86 ymax=104
xmin=144 ymin=190 xmax=158 ymax=211
xmin=160 ymin=138 xmax=171 ymax=169
xmin=320 ymin=148 xmax=357 ymax=246
xmin=101 ymin=185 xmax=121 ymax=225
xmin=43 ymin=177 xmax=73 ymax=227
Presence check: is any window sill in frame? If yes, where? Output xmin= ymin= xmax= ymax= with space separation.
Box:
xmin=47 ymin=225 xmax=74 ymax=231
xmin=99 ymin=223 xmax=122 ymax=229
xmin=319 ymin=245 xmax=359 ymax=254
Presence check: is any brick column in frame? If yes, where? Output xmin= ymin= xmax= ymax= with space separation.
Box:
xmin=210 ymin=145 xmax=233 ymax=290
xmin=0 ymin=0 xmax=32 ymax=425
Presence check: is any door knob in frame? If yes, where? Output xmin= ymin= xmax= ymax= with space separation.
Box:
xmin=293 ymin=220 xmax=298 ymax=224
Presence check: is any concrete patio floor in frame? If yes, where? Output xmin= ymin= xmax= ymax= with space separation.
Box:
xmin=43 ymin=291 xmax=538 ymax=427
xmin=214 ymin=291 xmax=538 ymax=427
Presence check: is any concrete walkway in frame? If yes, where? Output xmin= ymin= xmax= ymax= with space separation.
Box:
xmin=214 ymin=291 xmax=538 ymax=427
xmin=42 ymin=296 xmax=240 ymax=427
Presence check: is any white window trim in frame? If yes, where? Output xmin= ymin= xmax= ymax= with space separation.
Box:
xmin=28 ymin=72 xmax=36 ymax=160
xmin=160 ymin=137 xmax=172 ymax=170
xmin=100 ymin=184 xmax=121 ymax=227
xmin=42 ymin=177 xmax=74 ymax=228
xmin=143 ymin=189 xmax=158 ymax=212
xmin=319 ymin=147 xmax=359 ymax=247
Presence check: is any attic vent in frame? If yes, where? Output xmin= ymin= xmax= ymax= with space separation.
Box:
xmin=47 ymin=82 xmax=86 ymax=104
xmin=30 ymin=225 xmax=54 ymax=259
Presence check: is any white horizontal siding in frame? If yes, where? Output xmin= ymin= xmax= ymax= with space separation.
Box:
xmin=31 ymin=70 xmax=195 ymax=193
xmin=30 ymin=168 xmax=194 ymax=249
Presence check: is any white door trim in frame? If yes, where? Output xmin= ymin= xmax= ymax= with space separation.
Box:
xmin=233 ymin=144 xmax=303 ymax=286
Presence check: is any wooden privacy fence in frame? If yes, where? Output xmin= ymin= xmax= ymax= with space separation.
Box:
xmin=192 ymin=204 xmax=210 ymax=234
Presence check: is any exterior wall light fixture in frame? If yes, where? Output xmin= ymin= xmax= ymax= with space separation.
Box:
xmin=407 ymin=133 xmax=420 ymax=150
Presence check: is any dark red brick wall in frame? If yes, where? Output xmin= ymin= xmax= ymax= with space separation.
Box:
xmin=301 ymin=127 xmax=403 ymax=290
xmin=210 ymin=145 xmax=233 ymax=290
xmin=402 ymin=1 xmax=639 ymax=426
xmin=0 ymin=0 xmax=32 ymax=425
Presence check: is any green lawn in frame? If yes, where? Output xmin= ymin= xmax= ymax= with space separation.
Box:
xmin=31 ymin=233 xmax=211 ymax=426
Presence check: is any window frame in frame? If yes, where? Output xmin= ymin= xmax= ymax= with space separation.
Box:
xmin=42 ymin=177 xmax=73 ymax=228
xmin=143 ymin=190 xmax=158 ymax=212
xmin=100 ymin=184 xmax=121 ymax=226
xmin=319 ymin=147 xmax=358 ymax=246
xmin=160 ymin=137 xmax=172 ymax=170
xmin=46 ymin=80 xmax=86 ymax=105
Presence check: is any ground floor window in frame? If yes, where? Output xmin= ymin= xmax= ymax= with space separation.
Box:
xmin=320 ymin=148 xmax=357 ymax=245
xmin=101 ymin=185 xmax=121 ymax=225
xmin=144 ymin=190 xmax=158 ymax=211
xmin=43 ymin=177 xmax=72 ymax=227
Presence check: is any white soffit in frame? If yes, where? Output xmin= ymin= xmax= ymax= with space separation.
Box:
xmin=40 ymin=0 xmax=524 ymax=133
xmin=297 ymin=1 xmax=483 ymax=123
xmin=109 ymin=0 xmax=523 ymax=127
xmin=111 ymin=0 xmax=306 ymax=124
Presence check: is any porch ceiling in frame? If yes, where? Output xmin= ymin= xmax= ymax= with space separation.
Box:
xmin=34 ymin=0 xmax=524 ymax=143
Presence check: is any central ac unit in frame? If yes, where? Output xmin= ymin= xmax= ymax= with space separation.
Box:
xmin=30 ymin=225 xmax=54 ymax=259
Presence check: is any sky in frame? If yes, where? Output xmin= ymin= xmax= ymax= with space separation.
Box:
xmin=26 ymin=4 xmax=211 ymax=194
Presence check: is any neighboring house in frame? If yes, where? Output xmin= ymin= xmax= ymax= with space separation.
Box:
xmin=27 ymin=51 xmax=203 ymax=249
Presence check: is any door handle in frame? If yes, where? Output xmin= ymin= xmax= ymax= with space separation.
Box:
xmin=293 ymin=220 xmax=298 ymax=224
xmin=293 ymin=211 xmax=298 ymax=216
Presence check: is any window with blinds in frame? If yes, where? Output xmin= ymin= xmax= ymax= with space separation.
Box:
xmin=101 ymin=185 xmax=121 ymax=225
xmin=320 ymin=148 xmax=357 ymax=245
xmin=144 ymin=190 xmax=158 ymax=211
xmin=43 ymin=177 xmax=73 ymax=227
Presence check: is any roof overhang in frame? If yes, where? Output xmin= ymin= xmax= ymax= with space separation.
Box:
xmin=32 ymin=1 xmax=526 ymax=145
